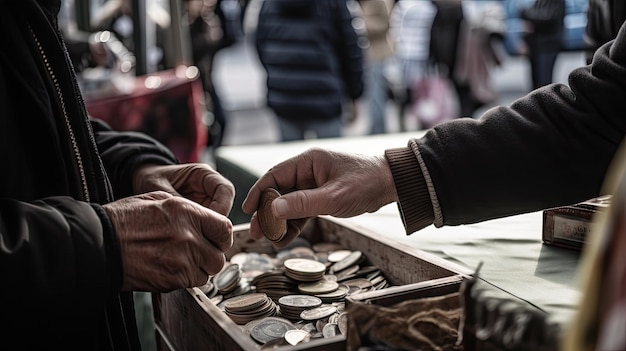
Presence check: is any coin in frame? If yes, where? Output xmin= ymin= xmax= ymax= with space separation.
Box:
xmin=284 ymin=329 xmax=310 ymax=346
xmin=322 ymin=323 xmax=340 ymax=338
xmin=298 ymin=280 xmax=339 ymax=295
xmin=327 ymin=250 xmax=352 ymax=262
xmin=337 ymin=312 xmax=348 ymax=335
xmin=300 ymin=305 xmax=337 ymax=321
xmin=330 ymin=251 xmax=363 ymax=273
xmin=249 ymin=317 xmax=296 ymax=344
xmin=283 ymin=258 xmax=326 ymax=282
xmin=224 ymin=293 xmax=268 ymax=313
xmin=278 ymin=295 xmax=323 ymax=309
xmin=258 ymin=188 xmax=287 ymax=242
xmin=214 ymin=263 xmax=242 ymax=294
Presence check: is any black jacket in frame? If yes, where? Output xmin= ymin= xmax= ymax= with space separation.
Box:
xmin=520 ymin=0 xmax=566 ymax=50
xmin=0 ymin=1 xmax=177 ymax=349
xmin=255 ymin=0 xmax=364 ymax=121
xmin=387 ymin=22 xmax=626 ymax=233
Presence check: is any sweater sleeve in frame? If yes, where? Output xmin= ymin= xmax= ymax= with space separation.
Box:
xmin=385 ymin=145 xmax=435 ymax=234
xmin=90 ymin=118 xmax=178 ymax=199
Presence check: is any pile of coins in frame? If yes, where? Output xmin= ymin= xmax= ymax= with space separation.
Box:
xmin=200 ymin=238 xmax=391 ymax=346
xmin=223 ymin=292 xmax=277 ymax=325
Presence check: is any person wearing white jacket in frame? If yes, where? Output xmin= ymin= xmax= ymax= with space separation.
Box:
xmin=388 ymin=0 xmax=437 ymax=131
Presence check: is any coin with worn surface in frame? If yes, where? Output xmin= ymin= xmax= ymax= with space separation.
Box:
xmin=330 ymin=251 xmax=363 ymax=273
xmin=214 ymin=263 xmax=242 ymax=294
xmin=322 ymin=323 xmax=340 ymax=338
xmin=298 ymin=280 xmax=339 ymax=295
xmin=284 ymin=329 xmax=310 ymax=346
xmin=224 ymin=293 xmax=269 ymax=312
xmin=249 ymin=317 xmax=296 ymax=344
xmin=327 ymin=250 xmax=352 ymax=262
xmin=300 ymin=305 xmax=337 ymax=321
xmin=278 ymin=295 xmax=323 ymax=309
xmin=337 ymin=312 xmax=348 ymax=335
xmin=283 ymin=258 xmax=327 ymax=281
xmin=258 ymin=188 xmax=287 ymax=242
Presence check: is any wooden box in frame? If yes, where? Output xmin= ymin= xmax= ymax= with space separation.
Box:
xmin=542 ymin=195 xmax=611 ymax=250
xmin=152 ymin=216 xmax=473 ymax=351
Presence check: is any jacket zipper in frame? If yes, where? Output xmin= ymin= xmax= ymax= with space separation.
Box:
xmin=30 ymin=27 xmax=90 ymax=202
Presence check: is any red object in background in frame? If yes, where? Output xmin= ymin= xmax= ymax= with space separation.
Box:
xmin=84 ymin=66 xmax=207 ymax=163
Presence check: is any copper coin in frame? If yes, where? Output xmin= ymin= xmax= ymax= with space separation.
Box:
xmin=258 ymin=188 xmax=287 ymax=242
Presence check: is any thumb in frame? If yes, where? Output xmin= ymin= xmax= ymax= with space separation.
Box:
xmin=272 ymin=189 xmax=329 ymax=219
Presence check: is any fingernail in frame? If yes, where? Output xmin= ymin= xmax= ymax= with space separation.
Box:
xmin=273 ymin=198 xmax=288 ymax=217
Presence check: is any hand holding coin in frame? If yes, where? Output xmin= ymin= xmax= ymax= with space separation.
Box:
xmin=257 ymin=188 xmax=288 ymax=242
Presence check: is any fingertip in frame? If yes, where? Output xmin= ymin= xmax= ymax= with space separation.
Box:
xmin=241 ymin=191 xmax=258 ymax=214
xmin=248 ymin=213 xmax=264 ymax=240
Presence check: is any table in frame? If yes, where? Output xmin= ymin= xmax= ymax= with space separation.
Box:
xmin=215 ymin=132 xmax=583 ymax=326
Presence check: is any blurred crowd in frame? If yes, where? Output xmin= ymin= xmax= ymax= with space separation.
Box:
xmin=63 ymin=0 xmax=597 ymax=150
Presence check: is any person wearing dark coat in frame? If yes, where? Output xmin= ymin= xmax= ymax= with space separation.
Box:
xmin=0 ymin=1 xmax=235 ymax=349
xmin=520 ymin=0 xmax=566 ymax=90
xmin=254 ymin=0 xmax=364 ymax=141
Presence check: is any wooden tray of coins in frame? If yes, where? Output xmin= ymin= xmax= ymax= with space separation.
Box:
xmin=152 ymin=216 xmax=474 ymax=351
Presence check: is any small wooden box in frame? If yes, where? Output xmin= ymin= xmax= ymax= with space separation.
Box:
xmin=152 ymin=216 xmax=473 ymax=351
xmin=542 ymin=195 xmax=611 ymax=250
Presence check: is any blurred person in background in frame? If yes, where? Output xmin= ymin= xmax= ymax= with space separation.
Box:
xmin=519 ymin=0 xmax=565 ymax=90
xmin=91 ymin=0 xmax=172 ymax=70
xmin=185 ymin=0 xmax=240 ymax=152
xmin=356 ymin=0 xmax=394 ymax=135
xmin=388 ymin=0 xmax=437 ymax=131
xmin=428 ymin=0 xmax=472 ymax=114
xmin=254 ymin=0 xmax=364 ymax=141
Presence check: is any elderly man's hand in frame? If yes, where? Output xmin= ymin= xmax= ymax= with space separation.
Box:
xmin=132 ymin=163 xmax=235 ymax=216
xmin=104 ymin=191 xmax=233 ymax=292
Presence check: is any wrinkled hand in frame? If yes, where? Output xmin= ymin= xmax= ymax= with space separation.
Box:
xmin=242 ymin=148 xmax=398 ymax=247
xmin=103 ymin=191 xmax=233 ymax=292
xmin=132 ymin=163 xmax=235 ymax=216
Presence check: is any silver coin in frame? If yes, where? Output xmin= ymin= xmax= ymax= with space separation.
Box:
xmin=300 ymin=305 xmax=337 ymax=321
xmin=298 ymin=280 xmax=339 ymax=295
xmin=327 ymin=250 xmax=352 ymax=262
xmin=249 ymin=317 xmax=296 ymax=344
xmin=330 ymin=251 xmax=363 ymax=273
xmin=229 ymin=252 xmax=249 ymax=266
xmin=338 ymin=312 xmax=348 ymax=335
xmin=322 ymin=323 xmax=340 ymax=338
xmin=224 ymin=293 xmax=268 ymax=312
xmin=284 ymin=329 xmax=310 ymax=346
xmin=283 ymin=258 xmax=326 ymax=274
xmin=214 ymin=263 xmax=242 ymax=292
xmin=278 ymin=295 xmax=322 ymax=309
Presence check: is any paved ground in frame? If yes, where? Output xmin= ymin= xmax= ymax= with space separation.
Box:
xmin=206 ymin=39 xmax=587 ymax=163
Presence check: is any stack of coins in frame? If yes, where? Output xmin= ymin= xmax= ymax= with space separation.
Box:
xmin=329 ymin=250 xmax=364 ymax=274
xmin=278 ymin=295 xmax=323 ymax=320
xmin=283 ymin=258 xmax=326 ymax=282
xmin=250 ymin=269 xmax=298 ymax=302
xmin=214 ymin=263 xmax=242 ymax=295
xmin=300 ymin=304 xmax=338 ymax=322
xmin=223 ymin=292 xmax=278 ymax=325
xmin=298 ymin=279 xmax=339 ymax=295
xmin=314 ymin=283 xmax=350 ymax=303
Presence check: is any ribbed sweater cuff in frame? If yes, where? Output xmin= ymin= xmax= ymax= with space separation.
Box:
xmin=384 ymin=147 xmax=434 ymax=235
